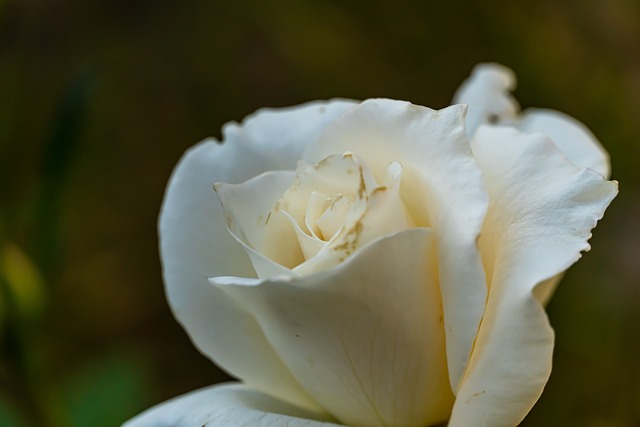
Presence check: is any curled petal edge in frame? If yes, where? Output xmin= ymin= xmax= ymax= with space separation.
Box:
xmin=449 ymin=126 xmax=617 ymax=427
xmin=123 ymin=383 xmax=342 ymax=427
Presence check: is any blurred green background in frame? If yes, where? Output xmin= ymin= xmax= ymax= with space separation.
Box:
xmin=1 ymin=0 xmax=639 ymax=425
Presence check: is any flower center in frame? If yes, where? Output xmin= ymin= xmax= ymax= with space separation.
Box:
xmin=306 ymin=192 xmax=353 ymax=241
xmin=268 ymin=152 xmax=415 ymax=275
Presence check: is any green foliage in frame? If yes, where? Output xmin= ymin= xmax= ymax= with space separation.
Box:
xmin=1 ymin=243 xmax=46 ymax=322
xmin=59 ymin=353 xmax=152 ymax=427
xmin=0 ymin=396 xmax=29 ymax=427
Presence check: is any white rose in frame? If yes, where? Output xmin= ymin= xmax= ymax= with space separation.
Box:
xmin=125 ymin=64 xmax=617 ymax=427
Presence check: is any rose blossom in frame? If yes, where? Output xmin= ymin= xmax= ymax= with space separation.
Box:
xmin=125 ymin=64 xmax=617 ymax=427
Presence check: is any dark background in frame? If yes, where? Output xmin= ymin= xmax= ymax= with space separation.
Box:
xmin=1 ymin=0 xmax=639 ymax=426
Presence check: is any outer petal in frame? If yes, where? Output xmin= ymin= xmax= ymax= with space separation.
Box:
xmin=304 ymin=99 xmax=488 ymax=391
xmin=450 ymin=126 xmax=617 ymax=427
xmin=452 ymin=63 xmax=519 ymax=135
xmin=221 ymin=99 xmax=357 ymax=171
xmin=212 ymin=228 xmax=454 ymax=427
xmin=160 ymin=100 xmax=355 ymax=410
xmin=123 ymin=383 xmax=341 ymax=427
xmin=513 ymin=109 xmax=611 ymax=177
xmin=453 ymin=63 xmax=611 ymax=178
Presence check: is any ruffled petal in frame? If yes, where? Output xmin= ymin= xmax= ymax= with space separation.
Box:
xmin=449 ymin=126 xmax=617 ymax=427
xmin=513 ymin=108 xmax=611 ymax=178
xmin=453 ymin=64 xmax=611 ymax=178
xmin=452 ymin=63 xmax=519 ymax=135
xmin=160 ymin=100 xmax=355 ymax=411
xmin=214 ymin=171 xmax=304 ymax=274
xmin=221 ymin=99 xmax=357 ymax=172
xmin=212 ymin=228 xmax=454 ymax=427
xmin=123 ymin=383 xmax=340 ymax=427
xmin=303 ymin=99 xmax=488 ymax=391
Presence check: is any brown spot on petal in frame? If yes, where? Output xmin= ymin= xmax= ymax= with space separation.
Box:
xmin=357 ymin=166 xmax=366 ymax=200
xmin=331 ymin=220 xmax=363 ymax=257
xmin=465 ymin=390 xmax=486 ymax=404
xmin=370 ymin=186 xmax=388 ymax=197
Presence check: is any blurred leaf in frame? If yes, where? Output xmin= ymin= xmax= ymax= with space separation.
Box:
xmin=0 ymin=395 xmax=30 ymax=427
xmin=41 ymin=72 xmax=96 ymax=186
xmin=60 ymin=352 xmax=153 ymax=427
xmin=33 ymin=70 xmax=97 ymax=274
xmin=0 ymin=242 xmax=45 ymax=320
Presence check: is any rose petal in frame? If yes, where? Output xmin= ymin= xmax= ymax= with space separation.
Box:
xmin=293 ymin=162 xmax=414 ymax=276
xmin=452 ymin=63 xmax=519 ymax=135
xmin=453 ymin=64 xmax=611 ymax=178
xmin=221 ymin=100 xmax=357 ymax=171
xmin=214 ymin=171 xmax=304 ymax=273
xmin=532 ymin=273 xmax=565 ymax=307
xmin=449 ymin=126 xmax=617 ymax=426
xmin=160 ymin=100 xmax=355 ymax=411
xmin=123 ymin=383 xmax=340 ymax=427
xmin=313 ymin=195 xmax=352 ymax=241
xmin=277 ymin=154 xmax=370 ymax=230
xmin=513 ymin=108 xmax=611 ymax=178
xmin=211 ymin=228 xmax=454 ymax=427
xmin=282 ymin=208 xmax=328 ymax=260
xmin=303 ymin=99 xmax=488 ymax=391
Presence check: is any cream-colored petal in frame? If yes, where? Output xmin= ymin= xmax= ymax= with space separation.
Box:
xmin=304 ymin=99 xmax=488 ymax=391
xmin=123 ymin=383 xmax=340 ymax=427
xmin=452 ymin=63 xmax=519 ymax=135
xmin=214 ymin=171 xmax=304 ymax=271
xmin=314 ymin=195 xmax=352 ymax=241
xmin=532 ymin=273 xmax=564 ymax=307
xmin=212 ymin=228 xmax=454 ymax=427
xmin=279 ymin=154 xmax=370 ymax=228
xmin=305 ymin=191 xmax=332 ymax=238
xmin=281 ymin=209 xmax=327 ymax=260
xmin=454 ymin=64 xmax=611 ymax=179
xmin=160 ymin=100 xmax=355 ymax=412
xmin=450 ymin=126 xmax=617 ymax=427
xmin=513 ymin=108 xmax=611 ymax=178
xmin=292 ymin=169 xmax=412 ymax=277
xmin=222 ymin=99 xmax=357 ymax=171
xmin=351 ymin=164 xmax=415 ymax=244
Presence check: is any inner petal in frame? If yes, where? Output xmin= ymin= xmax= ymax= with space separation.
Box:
xmin=277 ymin=154 xmax=365 ymax=228
xmin=294 ymin=162 xmax=414 ymax=276
xmin=315 ymin=194 xmax=352 ymax=241
xmin=305 ymin=191 xmax=332 ymax=239
xmin=281 ymin=209 xmax=327 ymax=261
xmin=276 ymin=153 xmax=376 ymax=248
xmin=218 ymin=152 xmax=417 ymax=277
